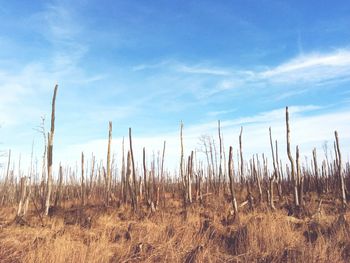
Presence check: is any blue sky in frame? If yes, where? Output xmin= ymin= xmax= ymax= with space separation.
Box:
xmin=1 ymin=0 xmax=350 ymax=170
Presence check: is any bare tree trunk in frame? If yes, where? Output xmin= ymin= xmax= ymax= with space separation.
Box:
xmin=239 ymin=127 xmax=244 ymax=184
xmin=180 ymin=121 xmax=187 ymax=207
xmin=334 ymin=131 xmax=347 ymax=208
xmin=160 ymin=141 xmax=166 ymax=207
xmin=54 ymin=164 xmax=63 ymax=207
xmin=121 ymin=138 xmax=126 ymax=203
xmin=268 ymin=127 xmax=277 ymax=209
xmin=45 ymin=84 xmax=58 ymax=216
xmin=275 ymin=140 xmax=282 ymax=198
xmin=106 ymin=122 xmax=112 ymax=205
xmin=296 ymin=146 xmax=304 ymax=207
xmin=129 ymin=128 xmax=138 ymax=211
xmin=126 ymin=151 xmax=136 ymax=210
xmin=187 ymin=151 xmax=193 ymax=203
xmin=285 ymin=106 xmax=299 ymax=207
xmin=143 ymin=147 xmax=149 ymax=205
xmin=228 ymin=146 xmax=238 ymax=218
xmin=1 ymin=149 xmax=11 ymax=206
xmin=89 ymin=154 xmax=95 ymax=198
xmin=218 ymin=120 xmax=223 ymax=194
xmin=17 ymin=177 xmax=27 ymax=216
xmin=81 ymin=152 xmax=86 ymax=206
xmin=312 ymin=148 xmax=320 ymax=195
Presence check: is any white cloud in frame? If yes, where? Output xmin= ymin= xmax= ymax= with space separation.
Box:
xmin=260 ymin=49 xmax=350 ymax=84
xmin=176 ymin=65 xmax=231 ymax=76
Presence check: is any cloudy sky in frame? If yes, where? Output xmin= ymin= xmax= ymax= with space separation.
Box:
xmin=1 ymin=0 xmax=350 ymax=172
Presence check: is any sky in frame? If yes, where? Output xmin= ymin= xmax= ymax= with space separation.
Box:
xmin=1 ymin=0 xmax=350 ymax=174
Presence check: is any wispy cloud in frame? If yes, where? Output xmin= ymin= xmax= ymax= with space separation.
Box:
xmin=259 ymin=49 xmax=350 ymax=84
xmin=176 ymin=65 xmax=231 ymax=76
xmin=132 ymin=48 xmax=350 ymax=100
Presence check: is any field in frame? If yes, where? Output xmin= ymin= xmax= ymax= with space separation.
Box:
xmin=1 ymin=87 xmax=350 ymax=263
xmin=0 ymin=191 xmax=350 ymax=262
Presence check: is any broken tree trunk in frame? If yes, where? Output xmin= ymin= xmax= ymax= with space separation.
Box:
xmin=239 ymin=127 xmax=244 ymax=184
xmin=129 ymin=128 xmax=138 ymax=211
xmin=334 ymin=131 xmax=347 ymax=208
xmin=45 ymin=84 xmax=58 ymax=216
xmin=228 ymin=146 xmax=239 ymax=218
xmin=81 ymin=152 xmax=86 ymax=206
xmin=285 ymin=106 xmax=299 ymax=207
xmin=106 ymin=121 xmax=112 ymax=205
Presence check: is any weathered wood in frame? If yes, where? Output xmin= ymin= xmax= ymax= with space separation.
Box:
xmin=45 ymin=84 xmax=58 ymax=216
xmin=228 ymin=146 xmax=239 ymax=217
xmin=106 ymin=121 xmax=112 ymax=205
xmin=286 ymin=106 xmax=299 ymax=207
xmin=334 ymin=131 xmax=347 ymax=208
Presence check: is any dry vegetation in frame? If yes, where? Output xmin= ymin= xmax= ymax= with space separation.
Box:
xmin=1 ymin=86 xmax=350 ymax=263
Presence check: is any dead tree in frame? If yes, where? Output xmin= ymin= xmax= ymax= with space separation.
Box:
xmin=334 ymin=131 xmax=347 ymax=208
xmin=312 ymin=148 xmax=320 ymax=195
xmin=121 ymin=138 xmax=126 ymax=203
xmin=106 ymin=121 xmax=112 ymax=205
xmin=296 ymin=146 xmax=304 ymax=206
xmin=143 ymin=147 xmax=149 ymax=204
xmin=239 ymin=127 xmax=244 ymax=184
xmin=180 ymin=121 xmax=187 ymax=206
xmin=126 ymin=151 xmax=136 ymax=211
xmin=45 ymin=84 xmax=58 ymax=216
xmin=17 ymin=177 xmax=27 ymax=216
xmin=275 ymin=140 xmax=282 ymax=198
xmin=160 ymin=141 xmax=166 ymax=207
xmin=187 ymin=151 xmax=193 ymax=203
xmin=81 ymin=152 xmax=86 ymax=206
xmin=268 ymin=127 xmax=276 ymax=209
xmin=218 ymin=120 xmax=223 ymax=193
xmin=0 ymin=149 xmax=11 ymax=206
xmin=285 ymin=106 xmax=299 ymax=207
xmin=228 ymin=146 xmax=239 ymax=218
xmin=89 ymin=154 xmax=95 ymax=198
xmin=129 ymin=128 xmax=138 ymax=211
xmin=54 ymin=164 xmax=63 ymax=207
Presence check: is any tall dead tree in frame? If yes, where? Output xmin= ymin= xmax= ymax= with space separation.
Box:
xmin=106 ymin=121 xmax=112 ymax=205
xmin=285 ymin=106 xmax=299 ymax=207
xmin=45 ymin=84 xmax=58 ymax=216
xmin=334 ymin=131 xmax=347 ymax=208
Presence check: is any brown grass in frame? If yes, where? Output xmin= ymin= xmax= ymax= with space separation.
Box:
xmin=1 ymin=193 xmax=350 ymax=263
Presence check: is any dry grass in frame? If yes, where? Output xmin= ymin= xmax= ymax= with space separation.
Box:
xmin=0 ymin=194 xmax=350 ymax=263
